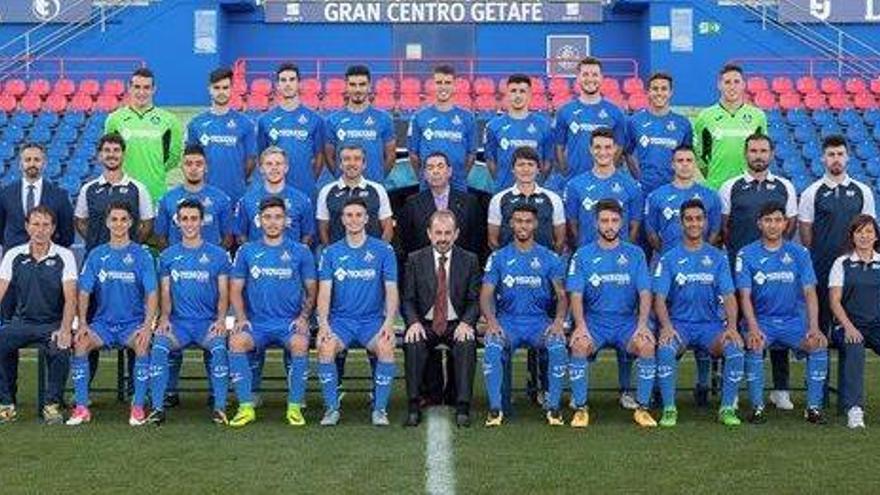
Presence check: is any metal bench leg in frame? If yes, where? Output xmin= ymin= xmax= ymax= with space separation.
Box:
xmin=37 ymin=347 xmax=47 ymax=419
xmin=116 ymin=349 xmax=126 ymax=403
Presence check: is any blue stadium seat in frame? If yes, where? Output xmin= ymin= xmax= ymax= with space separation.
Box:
xmin=808 ymin=159 xmax=824 ymax=176
xmin=767 ymin=125 xmax=788 ymax=143
xmin=44 ymin=159 xmax=63 ymax=179
xmin=2 ymin=125 xmax=25 ymax=144
xmin=47 ymin=142 xmax=70 ymax=160
xmin=871 ymin=126 xmax=880 ymax=143
xmin=11 ymin=111 xmax=35 ymax=128
xmin=793 ymin=123 xmax=816 ymax=143
xmin=846 ymin=125 xmax=868 ymax=142
xmin=766 ymin=109 xmax=784 ymax=125
xmin=801 ymin=140 xmax=822 ymax=161
xmin=819 ymin=123 xmax=842 ymax=138
xmin=55 ymin=125 xmax=79 ymax=145
xmin=838 ymin=108 xmax=862 ymax=126
xmin=864 ymin=109 xmax=880 ymax=127
xmin=58 ymin=175 xmax=80 ymax=196
xmin=775 ymin=140 xmax=798 ymax=160
xmin=0 ymin=112 xmax=8 ymax=127
xmin=786 ymin=108 xmax=810 ymax=125
xmin=856 ymin=140 xmax=879 ymax=161
xmin=0 ymin=142 xmax=14 ymax=161
xmin=812 ymin=109 xmax=835 ymax=126
xmin=34 ymin=112 xmax=60 ymax=129
xmin=866 ymin=157 xmax=880 ymax=178
xmin=791 ymin=174 xmax=812 ymax=194
xmin=61 ymin=111 xmax=86 ymax=128
xmin=782 ymin=158 xmax=807 ymax=177
xmin=27 ymin=127 xmax=52 ymax=145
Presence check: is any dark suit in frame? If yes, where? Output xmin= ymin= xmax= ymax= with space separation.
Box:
xmin=0 ymin=179 xmax=74 ymax=250
xmin=396 ymin=189 xmax=487 ymax=265
xmin=402 ymin=245 xmax=481 ymax=415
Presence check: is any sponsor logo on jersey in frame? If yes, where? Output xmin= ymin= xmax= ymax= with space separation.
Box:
xmin=676 ymin=272 xmax=714 ymax=285
xmin=200 ymin=133 xmax=238 ymax=147
xmin=97 ymin=269 xmax=136 ymax=284
xmin=502 ymin=274 xmax=542 ymax=288
xmin=640 ymin=136 xmax=679 ymax=148
xmin=334 ymin=267 xmax=377 ymax=281
xmin=171 ymin=269 xmax=210 ymax=283
xmin=423 ymin=128 xmax=464 ymax=142
xmin=588 ymin=272 xmax=630 ymax=287
xmin=752 ymin=270 xmax=795 ymax=285
xmin=269 ymin=127 xmax=309 ymax=141
xmin=250 ymin=265 xmax=293 ymax=280
xmin=337 ymin=128 xmax=378 ymax=141
xmin=501 ymin=138 xmax=537 ymax=151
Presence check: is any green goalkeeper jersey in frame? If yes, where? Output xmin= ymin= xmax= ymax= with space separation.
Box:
xmin=693 ymin=102 xmax=766 ymax=190
xmin=104 ymin=105 xmax=183 ymax=203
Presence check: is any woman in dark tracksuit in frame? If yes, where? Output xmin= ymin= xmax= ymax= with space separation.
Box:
xmin=828 ymin=214 xmax=880 ymax=429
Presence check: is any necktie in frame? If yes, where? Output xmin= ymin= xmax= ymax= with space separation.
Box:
xmin=25 ymin=185 xmax=35 ymax=214
xmin=432 ymin=254 xmax=449 ymax=336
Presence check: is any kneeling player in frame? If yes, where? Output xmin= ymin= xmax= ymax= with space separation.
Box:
xmin=480 ymin=203 xmax=568 ymax=427
xmin=653 ymin=199 xmax=744 ymax=427
xmin=736 ymin=202 xmax=828 ymax=424
xmin=147 ymin=199 xmax=232 ymax=425
xmin=316 ymin=197 xmax=398 ymax=426
xmin=227 ymin=197 xmax=317 ymax=427
xmin=567 ymin=200 xmax=656 ymax=428
xmin=68 ymin=202 xmax=158 ymax=426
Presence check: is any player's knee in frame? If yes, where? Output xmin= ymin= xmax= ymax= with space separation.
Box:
xmin=570 ymin=340 xmax=590 ymax=358
xmin=228 ymin=333 xmax=252 ymax=353
xmin=317 ymin=339 xmax=337 ymax=362
xmin=375 ymin=339 xmax=395 ymax=362
xmin=133 ymin=341 xmax=150 ymax=357
xmin=635 ymin=340 xmax=654 ymax=358
xmin=289 ymin=334 xmax=309 ymax=356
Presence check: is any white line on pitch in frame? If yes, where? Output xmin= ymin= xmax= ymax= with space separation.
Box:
xmin=425 ymin=407 xmax=456 ymax=495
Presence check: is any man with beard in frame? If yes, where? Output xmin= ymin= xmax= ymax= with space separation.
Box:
xmin=718 ymin=133 xmax=798 ymax=409
xmin=484 ymin=74 xmax=553 ymax=193
xmin=799 ymin=135 xmax=876 ymax=335
xmin=257 ymin=63 xmax=325 ymax=198
xmin=324 ymin=65 xmax=396 ymax=183
xmin=186 ymin=67 xmax=257 ymax=203
xmin=408 ymin=65 xmax=477 ymax=192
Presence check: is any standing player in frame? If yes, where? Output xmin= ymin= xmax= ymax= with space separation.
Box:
xmin=488 ymin=146 xmax=565 ymax=253
xmin=257 ymin=63 xmax=325 ymax=198
xmin=226 ymin=197 xmax=317 ymax=427
xmin=105 ymin=67 xmax=184 ymax=203
xmin=719 ymin=133 xmax=798 ymax=409
xmin=147 ymin=199 xmax=231 ymax=425
xmin=644 ymin=145 xmax=721 ymax=255
xmin=693 ymin=64 xmax=767 ymax=190
xmin=484 ymin=74 xmax=553 ymax=192
xmin=235 ymin=146 xmax=315 ymax=246
xmin=155 ymin=144 xmax=233 ymax=249
xmin=566 ymin=200 xmax=657 ymax=428
xmin=625 ymin=72 xmax=693 ymax=195
xmin=554 ymin=57 xmax=629 ymax=179
xmin=799 ymin=135 xmax=875 ymax=334
xmin=67 ymin=202 xmax=158 ymax=426
xmin=736 ymin=202 xmax=828 ymax=424
xmin=408 ymin=65 xmax=476 ymax=191
xmin=315 ymin=197 xmax=398 ymax=426
xmin=186 ymin=67 xmax=257 ymax=203
xmin=480 ymin=203 xmax=568 ymax=427
xmin=652 ymin=199 xmax=744 ymax=427
xmin=324 ymin=65 xmax=396 ymax=183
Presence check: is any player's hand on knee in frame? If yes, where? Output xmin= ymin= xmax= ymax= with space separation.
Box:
xmin=232 ymin=318 xmax=251 ymax=334
xmin=634 ymin=325 xmax=655 ymax=346
xmin=544 ymin=319 xmax=565 ymax=338
xmin=404 ymin=322 xmax=426 ymax=343
xmin=74 ymin=324 xmax=94 ymax=347
xmin=134 ymin=326 xmax=152 ymax=349
xmin=843 ymin=325 xmax=864 ymax=344
xmin=379 ymin=323 xmax=395 ymax=343
xmin=292 ymin=315 xmax=310 ymax=336
xmin=570 ymin=326 xmax=594 ymax=356
xmin=745 ymin=329 xmax=765 ymax=351
xmin=485 ymin=321 xmax=504 ymax=338
xmin=155 ymin=318 xmax=171 ymax=336
xmin=51 ymin=328 xmax=72 ymax=350
xmin=658 ymin=325 xmax=678 ymax=346
xmin=209 ymin=318 xmax=228 ymax=338
xmin=454 ymin=322 xmax=475 ymax=342
xmin=805 ymin=328 xmax=827 ymax=349
xmin=723 ymin=326 xmax=744 ymax=348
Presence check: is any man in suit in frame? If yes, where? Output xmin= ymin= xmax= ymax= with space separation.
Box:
xmin=0 ymin=143 xmax=74 ymax=251
xmin=402 ymin=209 xmax=481 ymax=427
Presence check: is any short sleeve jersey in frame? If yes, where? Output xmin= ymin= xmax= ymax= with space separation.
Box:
xmin=159 ymin=242 xmax=231 ymax=322
xmin=324 ymin=107 xmax=395 ymax=183
xmin=553 ymin=98 xmax=627 ymax=178
xmin=154 ymin=184 xmax=233 ymax=246
xmin=644 ymin=182 xmax=722 ymax=254
xmin=563 ymin=169 xmax=643 ymax=247
xmin=407 ymin=105 xmax=477 ymax=191
xmin=483 ymin=112 xmax=553 ymax=192
xmin=735 ymin=240 xmax=815 ymax=320
xmin=318 ymin=236 xmax=397 ymax=321
xmin=78 ymin=242 xmax=158 ymax=326
xmin=186 ymin=109 xmax=257 ymax=202
xmin=652 ymin=243 xmax=733 ymax=324
xmin=256 ymin=105 xmax=325 ymax=198
xmin=482 ymin=243 xmax=564 ymax=320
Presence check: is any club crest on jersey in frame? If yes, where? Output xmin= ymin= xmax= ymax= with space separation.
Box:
xmin=527 ymin=123 xmax=537 ymax=134
xmin=873 ymin=263 xmax=880 ymax=270
xmin=701 ymin=255 xmax=713 ymax=267
xmin=364 ymin=116 xmax=375 ymax=127
xmin=766 ymin=183 xmax=776 ymax=190
xmin=846 ymin=189 xmax=856 ymax=197
xmin=118 ymin=187 xmax=129 ymax=195
xmin=611 ymin=182 xmax=622 ymax=193
xmin=452 ymin=115 xmax=462 ymax=126
xmin=281 ymin=250 xmax=292 ymax=262
xmin=742 ymin=114 xmax=753 ymax=124
xmin=199 ymin=253 xmax=210 ymax=264
xmin=617 ymin=254 xmax=628 ymax=266
xmin=781 ymin=252 xmax=793 ymax=265
xmin=45 ymin=259 xmax=56 ymax=267
xmin=598 ymin=109 xmax=608 ymax=119
xmin=123 ymin=253 xmax=134 ymax=265
xmin=666 ymin=120 xmax=676 ymax=131
xmin=530 ymin=257 xmax=541 ymax=270
xmin=298 ymin=114 xmax=308 ymax=125
xmin=150 ymin=115 xmax=162 ymax=125
xmin=364 ymin=250 xmax=375 ymax=263
xmin=202 ymin=196 xmax=213 ymax=208
xmin=226 ymin=119 xmax=237 ymax=129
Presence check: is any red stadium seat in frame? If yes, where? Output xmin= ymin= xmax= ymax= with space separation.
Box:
xmin=228 ymin=93 xmax=244 ymax=111
xmin=231 ymin=78 xmax=247 ymax=96
xmin=600 ymin=78 xmax=621 ymax=97
xmin=854 ymin=93 xmax=878 ymax=110
xmin=52 ymin=79 xmax=76 ymax=98
xmin=373 ymin=92 xmax=395 ymax=111
xmin=20 ymin=94 xmax=41 ymax=113
xmin=0 ymin=94 xmax=16 ymax=112
xmin=398 ymin=92 xmax=422 ymax=112
xmin=820 ymin=77 xmax=843 ymax=95
xmin=548 ymin=77 xmax=570 ymax=96
xmin=623 ymin=77 xmax=645 ymax=95
xmin=3 ymin=79 xmax=26 ymax=99
xmin=871 ymin=78 xmax=880 ymax=96
xmin=828 ymin=92 xmax=852 ymax=110
xmin=753 ymin=91 xmax=777 ymax=110
xmin=771 ymin=76 xmax=794 ymax=95
xmin=475 ymin=94 xmax=498 ymax=112
xmin=747 ymin=76 xmax=769 ymax=95
xmin=95 ymin=94 xmax=120 ymax=112
xmin=627 ymin=93 xmax=649 ymax=111
xmin=454 ymin=77 xmax=471 ymax=96
xmin=473 ymin=77 xmax=495 ymax=97
xmin=606 ymin=92 xmax=627 ymax=110
xmin=550 ymin=92 xmax=572 ymax=109
xmin=796 ymin=76 xmax=818 ymax=95
xmin=324 ymin=78 xmax=346 ymax=96
xmin=43 ymin=93 xmax=67 ymax=112
xmin=69 ymin=93 xmax=94 ymax=112
xmin=422 ymin=78 xmax=436 ymax=97
xmin=528 ymin=92 xmax=548 ymax=111
xmin=453 ymin=92 xmax=473 ymax=109
xmin=300 ymin=78 xmax=321 ymax=96
xmin=845 ymin=77 xmax=867 ymax=95
xmin=529 ymin=77 xmax=546 ymax=95
xmin=245 ymin=93 xmax=270 ymax=112
xmin=301 ymin=92 xmax=321 ymax=110
xmin=322 ymin=93 xmax=345 ymax=111
xmin=249 ymin=78 xmax=272 ymax=97
xmin=102 ymin=79 xmax=126 ymax=98
xmin=78 ymin=79 xmax=100 ymax=97
xmin=375 ymin=77 xmax=396 ymax=96
xmin=778 ymin=92 xmax=802 ymax=111
xmin=28 ymin=79 xmax=51 ymax=98
xmin=401 ymin=77 xmax=421 ymax=96
xmin=804 ymin=92 xmax=827 ymax=110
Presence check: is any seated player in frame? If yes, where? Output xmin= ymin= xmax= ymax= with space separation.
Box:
xmin=147 ymin=199 xmax=232 ymax=425
xmin=226 ymin=197 xmax=317 ymax=427
xmin=736 ymin=202 xmax=828 ymax=424
xmin=480 ymin=203 xmax=568 ymax=427
xmin=653 ymin=199 xmax=744 ymax=427
xmin=566 ymin=199 xmax=657 ymax=428
xmin=315 ymin=197 xmax=398 ymax=427
xmin=67 ymin=201 xmax=158 ymax=426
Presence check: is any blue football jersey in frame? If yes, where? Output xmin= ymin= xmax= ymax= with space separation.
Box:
xmin=484 ymin=112 xmax=554 ymax=192
xmin=230 ymin=239 xmax=316 ymax=327
xmin=154 ymin=184 xmax=233 ymax=246
xmin=625 ymin=110 xmax=693 ymax=194
xmin=652 ymin=244 xmax=734 ymax=324
xmin=735 ymin=240 xmax=816 ymax=320
xmin=159 ymin=242 xmax=230 ymax=322
xmin=482 ymin=243 xmax=564 ymax=319
xmin=325 ymin=107 xmax=395 ymax=183
xmin=318 ymin=236 xmax=397 ymax=321
xmin=186 ymin=110 xmax=257 ymax=203
xmin=563 ymin=169 xmax=644 ymax=247
xmin=553 ymin=99 xmax=627 ymax=178
xmin=644 ymin=183 xmax=721 ymax=254
xmin=407 ymin=105 xmax=476 ymax=192
xmin=256 ymin=105 xmax=325 ymax=198
xmin=234 ymin=184 xmax=315 ymax=243
xmin=79 ymin=242 xmax=158 ymax=326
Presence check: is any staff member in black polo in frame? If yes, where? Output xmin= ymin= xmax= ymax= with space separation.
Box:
xmin=829 ymin=214 xmax=880 ymax=429
xmin=402 ymin=210 xmax=481 ymax=428
xmin=0 ymin=206 xmax=77 ymax=425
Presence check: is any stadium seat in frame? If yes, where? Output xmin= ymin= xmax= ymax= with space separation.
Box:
xmin=828 ymin=93 xmax=852 ymax=110
xmin=846 ymin=125 xmax=868 ymax=143
xmin=375 ymin=77 xmax=396 ymax=96
xmin=232 ymin=78 xmax=247 ymax=96
xmin=548 ymin=77 xmax=570 ymax=96
xmin=301 ymin=93 xmax=321 ymax=110
xmin=0 ymin=93 xmax=16 ymax=113
xmin=300 ymin=78 xmax=321 ymax=96
xmin=3 ymin=79 xmax=26 ymax=99
xmin=529 ymin=77 xmax=546 ymax=95
xmin=864 ymin=108 xmax=880 ymax=126
xmin=628 ymin=93 xmax=649 ymax=111
xmin=473 ymin=77 xmax=495 ymax=97
xmin=102 ymin=79 xmax=126 ymax=98
xmin=20 ymin=94 xmax=41 ymax=113
xmin=871 ymin=78 xmax=880 ymax=96
xmin=69 ymin=93 xmax=94 ymax=112
xmin=600 ymin=78 xmax=621 ymax=97
xmin=322 ymin=92 xmax=345 ymax=111
xmin=453 ymin=92 xmax=473 ymax=110
xmin=245 ymin=93 xmax=270 ymax=112
xmin=753 ymin=91 xmax=777 ymax=110
xmin=747 ymin=76 xmax=769 ymax=95
xmin=811 ymin=109 xmax=835 ymax=125
xmin=398 ymin=93 xmax=421 ymax=113
xmin=475 ymin=94 xmax=498 ymax=113
xmin=28 ymin=126 xmax=52 ymax=144
xmin=550 ymin=92 xmax=572 ymax=109
xmin=820 ymin=77 xmax=843 ymax=95
xmin=854 ymin=93 xmax=878 ymax=110
xmin=606 ymin=92 xmax=627 ymax=110
xmin=623 ymin=77 xmax=645 ymax=95
xmin=78 ymin=79 xmax=100 ymax=97
xmin=34 ymin=111 xmax=59 ymax=129
xmin=95 ymin=94 xmax=120 ymax=112
xmin=838 ymin=108 xmax=862 ymax=126
xmin=819 ymin=122 xmax=842 ymax=138
xmin=4 ymin=121 xmax=27 ymax=139
xmin=43 ymin=93 xmax=68 ymax=113
xmin=778 ymin=92 xmax=802 ymax=111
xmin=27 ymin=79 xmax=51 ymax=98
xmin=801 ymin=140 xmax=822 ymax=161
xmin=325 ymin=77 xmax=346 ymax=95
xmin=804 ymin=92 xmax=827 ymax=111
xmin=250 ymin=78 xmax=273 ymax=97
xmin=454 ymin=78 xmax=472 ymax=96
xmin=796 ymin=76 xmax=818 ymax=94
xmin=527 ymin=93 xmax=547 ymax=111
xmin=52 ymin=79 xmax=76 ymax=98
xmin=793 ymin=123 xmax=816 ymax=143
xmin=228 ymin=93 xmax=245 ymax=111
xmin=401 ymin=77 xmax=421 ymax=96
xmin=373 ymin=92 xmax=395 ymax=111
xmin=771 ymin=76 xmax=794 ymax=95
xmin=866 ymin=157 xmax=880 ymax=178
xmin=845 ymin=77 xmax=867 ymax=95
